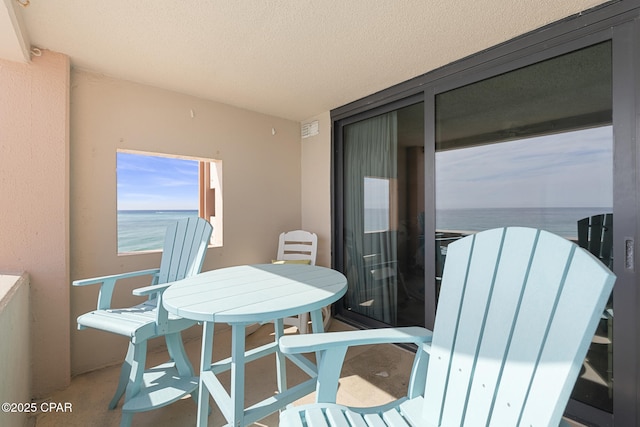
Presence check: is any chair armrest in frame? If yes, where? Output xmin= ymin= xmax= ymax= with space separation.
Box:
xmin=279 ymin=327 xmax=432 ymax=403
xmin=279 ymin=326 xmax=432 ymax=354
xmin=132 ymin=281 xmax=172 ymax=297
xmin=72 ymin=268 xmax=161 ymax=310
xmin=72 ymin=268 xmax=161 ymax=287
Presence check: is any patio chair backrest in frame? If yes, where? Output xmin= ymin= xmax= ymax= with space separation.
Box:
xmin=421 ymin=227 xmax=615 ymax=426
xmin=577 ymin=213 xmax=613 ymax=269
xmin=157 ymin=216 xmax=213 ymax=284
xmin=276 ymin=230 xmax=318 ymax=265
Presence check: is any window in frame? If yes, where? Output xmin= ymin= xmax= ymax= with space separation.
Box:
xmin=364 ymin=177 xmax=391 ymax=233
xmin=116 ymin=149 xmax=222 ymax=254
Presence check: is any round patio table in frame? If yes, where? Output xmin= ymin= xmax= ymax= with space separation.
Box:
xmin=163 ymin=263 xmax=348 ymax=427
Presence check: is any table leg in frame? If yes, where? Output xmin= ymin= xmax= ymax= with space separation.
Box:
xmin=273 ymin=318 xmax=287 ymax=394
xmin=310 ymin=309 xmax=324 ymax=334
xmin=231 ymin=324 xmax=246 ymax=427
xmin=197 ymin=322 xmax=214 ymax=427
xmin=310 ymin=309 xmax=324 ymax=366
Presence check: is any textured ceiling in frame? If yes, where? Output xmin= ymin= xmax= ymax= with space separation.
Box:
xmin=4 ymin=0 xmax=609 ymax=121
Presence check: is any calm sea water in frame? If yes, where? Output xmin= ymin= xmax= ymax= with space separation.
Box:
xmin=119 ymin=207 xmax=611 ymax=252
xmin=117 ymin=210 xmax=198 ymax=252
xmin=436 ymin=207 xmax=612 ymax=239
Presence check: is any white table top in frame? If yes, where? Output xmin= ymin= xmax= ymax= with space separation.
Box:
xmin=163 ymin=263 xmax=348 ymax=324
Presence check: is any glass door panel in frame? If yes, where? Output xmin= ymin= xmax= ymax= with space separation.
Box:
xmin=435 ymin=42 xmax=614 ymax=412
xmin=342 ymin=102 xmax=425 ymax=326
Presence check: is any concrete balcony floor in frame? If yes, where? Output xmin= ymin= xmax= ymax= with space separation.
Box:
xmin=31 ymin=319 xmax=587 ymax=427
xmin=32 ymin=320 xmax=417 ymax=427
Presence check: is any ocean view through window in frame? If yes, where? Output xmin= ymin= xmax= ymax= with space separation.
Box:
xmin=117 ymin=150 xmax=222 ymax=253
xmin=435 ymin=126 xmax=613 ymax=240
xmin=434 ymin=40 xmax=614 ymax=414
xmin=118 ymin=209 xmax=199 ymax=252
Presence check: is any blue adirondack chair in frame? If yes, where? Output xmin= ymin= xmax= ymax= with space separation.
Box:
xmin=73 ymin=217 xmax=212 ymax=427
xmin=279 ymin=227 xmax=615 ymax=427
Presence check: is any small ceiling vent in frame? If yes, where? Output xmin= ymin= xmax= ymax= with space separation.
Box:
xmin=301 ymin=120 xmax=319 ymax=139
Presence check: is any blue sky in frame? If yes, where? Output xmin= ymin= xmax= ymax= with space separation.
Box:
xmin=117 ymin=152 xmax=199 ymax=210
xmin=436 ymin=126 xmax=613 ymax=209
xmin=115 ymin=126 xmax=612 ymax=211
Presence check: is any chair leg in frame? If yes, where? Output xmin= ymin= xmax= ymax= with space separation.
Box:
xmin=109 ymin=342 xmax=134 ymax=409
xmin=164 ymin=331 xmax=202 ymax=405
xmin=118 ymin=340 xmax=147 ymax=427
xmin=124 ymin=339 xmax=147 ymax=403
xmin=165 ymin=332 xmax=194 ymax=377
xmin=119 ymin=412 xmax=133 ymax=427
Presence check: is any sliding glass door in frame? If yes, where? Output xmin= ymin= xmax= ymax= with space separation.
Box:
xmin=435 ymin=41 xmax=615 ymax=415
xmin=341 ymin=102 xmax=425 ymax=327
xmin=332 ymin=4 xmax=640 ymax=425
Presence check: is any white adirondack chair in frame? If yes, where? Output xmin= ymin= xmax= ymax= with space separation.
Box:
xmin=279 ymin=227 xmax=615 ymax=427
xmin=276 ymin=230 xmax=318 ymax=265
xmin=274 ymin=230 xmax=331 ymax=333
xmin=73 ymin=217 xmax=212 ymax=427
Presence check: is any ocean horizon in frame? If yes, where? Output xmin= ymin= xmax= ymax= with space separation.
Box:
xmin=118 ymin=209 xmax=198 ymax=252
xmin=436 ymin=206 xmax=611 ymax=239
xmin=360 ymin=206 xmax=611 ymax=240
xmin=117 ymin=206 xmax=612 ymax=253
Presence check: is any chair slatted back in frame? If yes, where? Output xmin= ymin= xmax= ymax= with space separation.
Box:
xmin=157 ymin=217 xmax=213 ymax=284
xmin=277 ymin=230 xmax=318 ymax=265
xmin=577 ymin=213 xmax=613 ymax=269
xmin=422 ymin=227 xmax=614 ymax=426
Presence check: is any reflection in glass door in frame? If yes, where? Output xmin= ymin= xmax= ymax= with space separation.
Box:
xmin=435 ymin=42 xmax=613 ymax=413
xmin=341 ymin=102 xmax=425 ymax=327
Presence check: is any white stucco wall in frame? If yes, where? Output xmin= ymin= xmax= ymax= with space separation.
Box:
xmin=300 ymin=112 xmax=332 ymax=268
xmin=69 ymin=70 xmax=303 ymax=374
xmin=0 ymin=51 xmax=70 ymax=398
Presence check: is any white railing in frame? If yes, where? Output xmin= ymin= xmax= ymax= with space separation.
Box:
xmin=0 ymin=273 xmax=30 ymax=427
